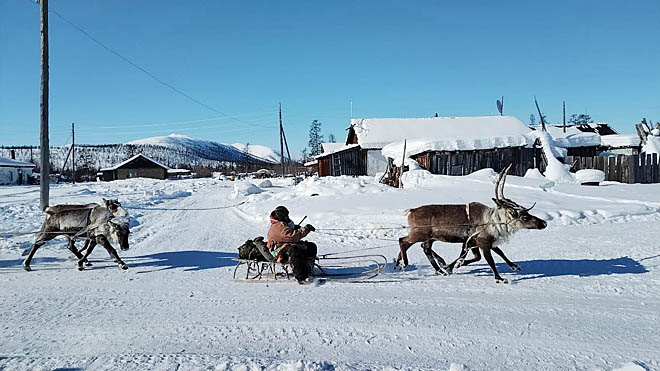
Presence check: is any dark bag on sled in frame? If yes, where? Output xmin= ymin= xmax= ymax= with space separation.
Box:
xmin=238 ymin=238 xmax=269 ymax=261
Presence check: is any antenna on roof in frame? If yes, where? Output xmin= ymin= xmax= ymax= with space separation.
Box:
xmin=350 ymin=100 xmax=353 ymax=119
xmin=496 ymin=96 xmax=504 ymax=116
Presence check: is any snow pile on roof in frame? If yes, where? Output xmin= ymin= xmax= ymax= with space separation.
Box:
xmin=531 ymin=131 xmax=576 ymax=183
xmin=100 ymin=154 xmax=170 ymax=171
xmin=315 ymin=144 xmax=360 ymax=158
xmin=351 ymin=116 xmax=532 ymax=150
xmin=642 ymin=135 xmax=660 ymax=155
xmin=540 ymin=126 xmax=601 ymax=148
xmin=0 ymin=157 xmax=34 ymax=168
xmin=382 ymin=135 xmax=532 ymax=159
xmin=600 ymin=134 xmax=641 ymax=148
xmin=321 ymin=142 xmax=346 ymax=153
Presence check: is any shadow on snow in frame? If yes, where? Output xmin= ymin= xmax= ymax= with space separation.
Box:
xmin=127 ymin=250 xmax=237 ymax=273
xmin=462 ymin=256 xmax=648 ymax=282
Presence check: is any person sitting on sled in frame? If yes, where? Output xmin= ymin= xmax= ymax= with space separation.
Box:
xmin=265 ymin=205 xmax=317 ymax=284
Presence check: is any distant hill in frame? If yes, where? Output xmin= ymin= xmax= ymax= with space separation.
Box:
xmin=231 ymin=142 xmax=280 ymax=163
xmin=0 ymin=134 xmax=280 ymax=174
xmin=127 ymin=134 xmax=280 ymax=164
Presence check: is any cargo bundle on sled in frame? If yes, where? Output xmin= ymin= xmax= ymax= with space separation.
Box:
xmin=233 ymin=237 xmax=387 ymax=283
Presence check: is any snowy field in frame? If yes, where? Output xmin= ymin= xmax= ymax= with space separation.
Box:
xmin=1 ymin=173 xmax=659 ymax=371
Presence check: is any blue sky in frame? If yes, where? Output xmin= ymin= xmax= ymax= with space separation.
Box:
xmin=1 ymin=0 xmax=659 ymax=153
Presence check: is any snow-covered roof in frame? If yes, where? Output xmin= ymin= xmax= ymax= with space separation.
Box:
xmin=167 ymin=169 xmax=191 ymax=174
xmin=600 ymin=134 xmax=641 ymax=148
xmin=304 ymin=160 xmax=318 ymax=167
xmin=100 ymin=154 xmax=169 ymax=171
xmin=321 ymin=143 xmax=346 ymax=153
xmin=315 ymin=144 xmax=360 ymax=159
xmin=0 ymin=157 xmax=35 ymax=168
xmin=538 ymin=126 xmax=601 ymax=148
xmin=350 ymin=116 xmax=532 ymax=150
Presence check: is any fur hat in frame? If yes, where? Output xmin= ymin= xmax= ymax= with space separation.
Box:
xmin=270 ymin=205 xmax=291 ymax=223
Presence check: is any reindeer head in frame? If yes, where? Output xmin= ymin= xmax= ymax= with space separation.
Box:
xmin=109 ymin=218 xmax=130 ymax=251
xmin=103 ymin=198 xmax=129 ymax=217
xmin=491 ymin=165 xmax=547 ymax=230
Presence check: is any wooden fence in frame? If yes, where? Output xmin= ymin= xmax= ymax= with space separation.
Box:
xmin=566 ymin=154 xmax=660 ymax=184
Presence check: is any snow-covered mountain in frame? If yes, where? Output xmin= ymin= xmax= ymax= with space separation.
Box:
xmin=231 ymin=143 xmax=280 ymax=163
xmin=0 ymin=134 xmax=280 ymax=174
xmin=127 ymin=134 xmax=279 ymax=164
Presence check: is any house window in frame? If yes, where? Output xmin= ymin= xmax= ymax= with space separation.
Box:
xmin=128 ymin=170 xmax=138 ymax=178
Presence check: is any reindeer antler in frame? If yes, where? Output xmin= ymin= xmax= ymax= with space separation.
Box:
xmin=497 ymin=164 xmax=512 ymax=201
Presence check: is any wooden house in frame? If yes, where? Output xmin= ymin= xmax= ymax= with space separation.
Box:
xmin=345 ymin=116 xmax=539 ymax=177
xmin=99 ymin=154 xmax=168 ymax=181
xmin=0 ymin=156 xmax=35 ymax=185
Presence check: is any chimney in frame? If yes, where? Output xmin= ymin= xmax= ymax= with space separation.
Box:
xmin=10 ymin=150 xmax=16 ymax=160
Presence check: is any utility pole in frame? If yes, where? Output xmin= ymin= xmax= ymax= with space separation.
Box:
xmin=279 ymin=103 xmax=285 ymax=177
xmin=39 ymin=0 xmax=50 ymax=210
xmin=71 ymin=122 xmax=75 ymax=184
xmin=562 ymin=101 xmax=566 ymax=133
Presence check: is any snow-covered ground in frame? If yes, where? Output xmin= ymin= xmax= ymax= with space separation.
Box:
xmin=1 ymin=174 xmax=659 ymax=370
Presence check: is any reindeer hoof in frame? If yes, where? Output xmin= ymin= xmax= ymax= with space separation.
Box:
xmin=455 ymin=259 xmax=465 ymax=269
xmin=510 ymin=264 xmax=521 ymax=271
xmin=119 ymin=263 xmax=128 ymax=270
xmin=23 ymin=263 xmax=31 ymax=272
xmin=85 ymin=261 xmax=93 ymax=267
xmin=77 ymin=265 xmax=84 ymax=271
xmin=495 ymin=277 xmax=509 ymax=284
xmin=435 ymin=269 xmax=448 ymax=276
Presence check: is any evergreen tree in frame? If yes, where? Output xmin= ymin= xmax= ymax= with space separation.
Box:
xmin=328 ymin=133 xmax=336 ymax=143
xmin=568 ymin=114 xmax=593 ymax=125
xmin=529 ymin=114 xmax=536 ymax=126
xmin=307 ymin=120 xmax=324 ymax=156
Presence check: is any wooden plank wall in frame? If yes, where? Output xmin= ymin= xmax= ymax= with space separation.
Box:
xmin=329 ymin=147 xmax=367 ymax=176
xmin=566 ymin=154 xmax=660 ymax=184
xmin=429 ymin=147 xmax=544 ymax=177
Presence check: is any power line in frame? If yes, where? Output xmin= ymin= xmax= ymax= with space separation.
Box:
xmin=47 ymin=8 xmax=253 ymax=124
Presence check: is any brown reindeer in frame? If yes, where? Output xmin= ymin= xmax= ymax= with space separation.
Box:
xmin=395 ymin=165 xmax=547 ymax=282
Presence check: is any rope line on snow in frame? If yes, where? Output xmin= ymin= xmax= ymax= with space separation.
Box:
xmin=125 ymin=201 xmax=246 ymax=211
xmin=0 ymin=202 xmax=246 ymax=237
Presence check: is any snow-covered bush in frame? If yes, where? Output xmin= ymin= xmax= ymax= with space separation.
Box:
xmin=230 ymin=182 xmax=262 ymax=199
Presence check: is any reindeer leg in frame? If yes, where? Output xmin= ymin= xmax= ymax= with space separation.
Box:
xmin=23 ymin=231 xmax=55 ymax=271
xmin=396 ymin=236 xmax=414 ymax=270
xmin=482 ymin=245 xmax=507 ymax=283
xmin=98 ymin=236 xmax=128 ymax=270
xmin=459 ymin=247 xmax=482 ymax=267
xmin=492 ymin=246 xmax=520 ymax=271
xmin=77 ymin=240 xmax=98 ymax=271
xmin=79 ymin=240 xmax=93 ymax=266
xmin=446 ymin=242 xmax=473 ymax=273
xmin=421 ymin=240 xmax=445 ymax=275
xmin=66 ymin=238 xmax=85 ymax=268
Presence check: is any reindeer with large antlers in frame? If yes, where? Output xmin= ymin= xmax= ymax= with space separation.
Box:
xmin=395 ymin=164 xmax=547 ymax=282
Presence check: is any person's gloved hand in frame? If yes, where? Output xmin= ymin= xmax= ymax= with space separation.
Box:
xmin=304 ymin=224 xmax=316 ymax=232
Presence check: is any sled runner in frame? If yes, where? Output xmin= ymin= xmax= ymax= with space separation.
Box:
xmin=232 ymin=253 xmax=387 ymax=283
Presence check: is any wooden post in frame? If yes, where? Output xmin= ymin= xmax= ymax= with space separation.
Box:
xmin=71 ymin=122 xmax=75 ymax=184
xmin=279 ymin=103 xmax=284 ymax=177
xmin=39 ymin=0 xmax=50 ymax=210
xmin=562 ymin=101 xmax=566 ymax=133
xmin=399 ymin=139 xmax=406 ymax=188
